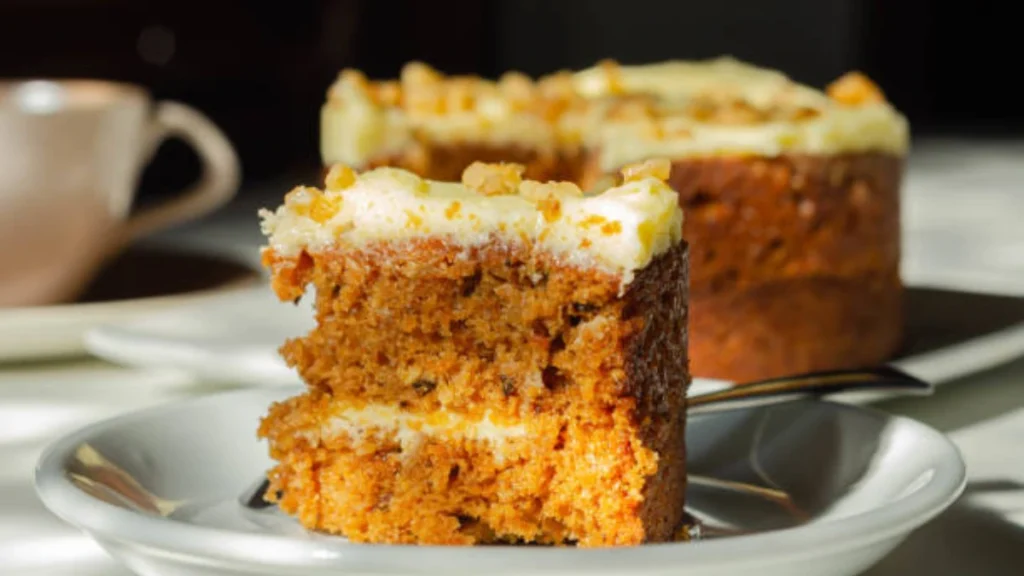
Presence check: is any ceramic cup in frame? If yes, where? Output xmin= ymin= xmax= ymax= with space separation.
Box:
xmin=0 ymin=79 xmax=241 ymax=307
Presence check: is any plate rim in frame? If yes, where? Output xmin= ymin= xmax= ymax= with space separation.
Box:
xmin=0 ymin=276 xmax=260 ymax=363
xmin=81 ymin=284 xmax=303 ymax=387
xmin=35 ymin=386 xmax=967 ymax=574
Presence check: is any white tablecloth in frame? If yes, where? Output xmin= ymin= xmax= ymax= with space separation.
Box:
xmin=3 ymin=138 xmax=1024 ymax=575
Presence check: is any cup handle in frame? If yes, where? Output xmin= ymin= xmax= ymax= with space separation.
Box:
xmin=119 ymin=101 xmax=241 ymax=245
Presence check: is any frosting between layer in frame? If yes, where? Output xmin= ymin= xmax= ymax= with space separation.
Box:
xmin=324 ymin=404 xmax=527 ymax=445
xmin=315 ymin=404 xmax=529 ymax=463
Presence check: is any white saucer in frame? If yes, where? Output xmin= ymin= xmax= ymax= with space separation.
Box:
xmin=85 ymin=286 xmax=312 ymax=387
xmin=1 ymin=245 xmax=259 ymax=363
xmin=35 ymin=386 xmax=965 ymax=576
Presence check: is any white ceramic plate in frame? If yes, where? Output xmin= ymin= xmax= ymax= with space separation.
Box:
xmin=84 ymin=281 xmax=1024 ymax=397
xmin=0 ymin=285 xmax=258 ymax=364
xmin=0 ymin=246 xmax=259 ymax=363
xmin=85 ymin=286 xmax=310 ymax=387
xmin=35 ymin=386 xmax=965 ymax=576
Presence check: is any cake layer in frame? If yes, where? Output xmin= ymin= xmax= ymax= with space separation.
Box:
xmin=317 ymin=401 xmax=528 ymax=448
xmin=321 ymin=58 xmax=909 ymax=170
xmin=260 ymin=161 xmax=682 ymax=288
xmin=690 ymin=272 xmax=902 ymax=381
xmin=263 ymin=236 xmax=686 ymax=417
xmin=658 ymin=152 xmax=902 ymax=291
xmin=260 ymin=389 xmax=686 ymax=546
xmin=668 ymin=152 xmax=902 ymax=380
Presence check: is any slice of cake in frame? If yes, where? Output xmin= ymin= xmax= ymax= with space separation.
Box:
xmin=319 ymin=58 xmax=909 ymax=382
xmin=257 ymin=159 xmax=689 ymax=546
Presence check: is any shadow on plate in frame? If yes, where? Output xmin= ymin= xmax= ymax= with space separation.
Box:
xmin=685 ymin=399 xmax=886 ymax=537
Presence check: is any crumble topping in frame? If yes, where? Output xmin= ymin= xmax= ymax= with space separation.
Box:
xmin=825 ymin=71 xmax=887 ymax=106
xmin=259 ymin=161 xmax=684 ymax=287
xmin=321 ymin=57 xmax=909 ymax=170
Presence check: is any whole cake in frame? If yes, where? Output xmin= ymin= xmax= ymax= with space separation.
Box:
xmin=258 ymin=159 xmax=690 ymax=546
xmin=320 ymin=57 xmax=909 ymax=382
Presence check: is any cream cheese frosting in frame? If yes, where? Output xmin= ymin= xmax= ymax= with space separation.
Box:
xmin=320 ymin=57 xmax=909 ymax=170
xmin=324 ymin=404 xmax=527 ymax=444
xmin=308 ymin=404 xmax=529 ymax=463
xmin=259 ymin=161 xmax=683 ymax=288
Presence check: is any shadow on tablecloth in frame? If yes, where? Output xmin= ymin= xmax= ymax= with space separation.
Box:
xmin=866 ymin=482 xmax=1024 ymax=575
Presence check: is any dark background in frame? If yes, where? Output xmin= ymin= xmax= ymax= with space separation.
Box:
xmin=1 ymin=0 xmax=1019 ymax=198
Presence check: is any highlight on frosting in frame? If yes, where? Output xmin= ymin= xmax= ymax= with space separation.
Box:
xmin=320 ymin=57 xmax=910 ymax=170
xmin=259 ymin=160 xmax=684 ymax=285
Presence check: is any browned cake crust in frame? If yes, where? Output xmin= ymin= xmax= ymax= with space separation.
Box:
xmin=665 ymin=153 xmax=902 ymax=381
xmin=352 ymin=143 xmax=902 ymax=381
xmin=259 ymin=240 xmax=690 ymax=546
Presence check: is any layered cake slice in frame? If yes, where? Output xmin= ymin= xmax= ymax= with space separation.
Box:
xmin=257 ymin=159 xmax=690 ymax=546
xmin=320 ymin=58 xmax=909 ymax=382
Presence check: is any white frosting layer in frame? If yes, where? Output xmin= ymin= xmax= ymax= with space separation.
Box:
xmin=320 ymin=102 xmax=413 ymax=167
xmin=325 ymin=404 xmax=527 ymax=445
xmin=259 ymin=166 xmax=683 ymax=286
xmin=321 ymin=57 xmax=909 ymax=170
xmin=572 ymin=58 xmax=824 ymax=107
xmin=590 ymin=102 xmax=908 ymax=170
xmin=315 ymin=403 xmax=528 ymax=462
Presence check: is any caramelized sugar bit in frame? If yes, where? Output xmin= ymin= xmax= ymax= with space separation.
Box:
xmin=338 ymin=69 xmax=370 ymax=92
xmin=372 ymin=81 xmax=402 ymax=106
xmin=498 ymin=71 xmax=536 ymax=109
xmin=329 ymin=69 xmax=372 ymax=101
xmin=325 ymin=164 xmax=357 ymax=190
xmin=600 ymin=221 xmax=623 ymax=235
xmin=826 ymin=71 xmax=886 ymax=106
xmin=461 ymin=162 xmax=526 ymax=196
xmin=309 ymin=194 xmax=342 ymax=224
xmin=621 ymin=158 xmax=672 ymax=183
xmin=283 ymin=186 xmax=340 ymax=224
xmin=531 ymin=71 xmax=579 ymax=122
xmin=400 ymin=62 xmax=447 ymax=114
xmin=401 ymin=61 xmax=443 ymax=86
xmin=405 ymin=87 xmax=445 ymax=116
xmin=445 ymin=79 xmax=477 ymax=112
xmin=519 ymin=180 xmax=583 ymax=202
xmin=518 ymin=180 xmax=582 ymax=223
xmin=597 ymin=59 xmax=625 ymax=94
xmin=537 ymin=196 xmax=562 ymax=223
